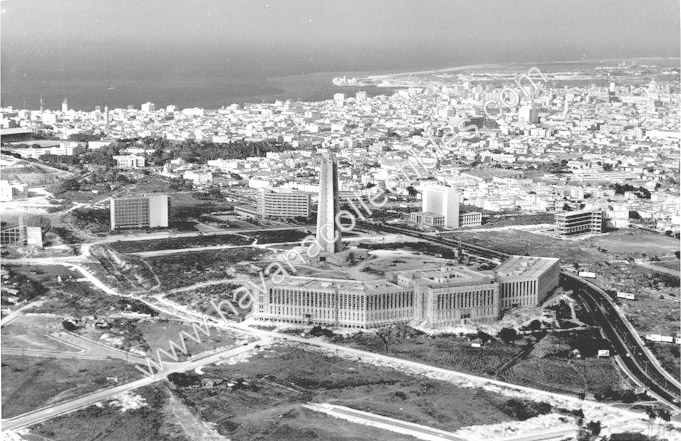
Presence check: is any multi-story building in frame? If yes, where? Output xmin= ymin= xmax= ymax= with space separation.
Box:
xmin=409 ymin=212 xmax=444 ymax=228
xmin=253 ymin=256 xmax=559 ymax=329
xmin=555 ymin=209 xmax=603 ymax=236
xmin=495 ymin=256 xmax=560 ymax=309
xmin=391 ymin=266 xmax=500 ymax=328
xmin=459 ymin=212 xmax=482 ymax=227
xmin=110 ymin=194 xmax=169 ymax=230
xmin=256 ymin=187 xmax=311 ymax=219
xmin=255 ymin=277 xmax=413 ymax=329
xmin=113 ymin=155 xmax=145 ymax=168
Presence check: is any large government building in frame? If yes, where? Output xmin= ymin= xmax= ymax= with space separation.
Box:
xmin=252 ymin=255 xmax=560 ymax=329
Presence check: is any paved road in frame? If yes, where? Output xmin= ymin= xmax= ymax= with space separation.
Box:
xmin=305 ymin=403 xmax=466 ymax=441
xmin=1 ymin=340 xmax=267 ymax=432
xmin=0 ymin=300 xmax=44 ymax=327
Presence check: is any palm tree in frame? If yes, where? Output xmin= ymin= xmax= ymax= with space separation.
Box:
xmin=645 ymin=406 xmax=657 ymax=436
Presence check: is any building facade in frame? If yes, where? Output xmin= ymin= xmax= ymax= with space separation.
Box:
xmin=495 ymin=256 xmax=561 ymax=309
xmin=257 ymin=188 xmax=311 ymax=219
xmin=113 ymin=155 xmax=146 ymax=168
xmin=459 ymin=212 xmax=482 ymax=227
xmin=555 ymin=209 xmax=603 ymax=236
xmin=253 ymin=256 xmax=560 ymax=329
xmin=110 ymin=194 xmax=169 ymax=230
xmin=409 ymin=211 xmax=445 ymax=228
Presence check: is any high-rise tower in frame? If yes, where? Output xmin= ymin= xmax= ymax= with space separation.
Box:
xmin=316 ymin=153 xmax=342 ymax=254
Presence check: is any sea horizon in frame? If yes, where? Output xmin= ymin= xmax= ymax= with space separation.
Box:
xmin=2 ymin=56 xmax=678 ymax=113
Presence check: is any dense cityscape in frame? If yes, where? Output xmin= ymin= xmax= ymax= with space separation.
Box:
xmin=2 ymin=1 xmax=681 ymax=440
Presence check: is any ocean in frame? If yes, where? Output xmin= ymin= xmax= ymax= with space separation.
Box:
xmin=2 ymin=58 xmax=677 ymax=112
xmin=0 ymin=67 xmax=407 ymax=112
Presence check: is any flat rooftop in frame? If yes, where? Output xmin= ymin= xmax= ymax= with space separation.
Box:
xmin=494 ymin=255 xmax=559 ymax=279
xmin=268 ymin=275 xmax=405 ymax=295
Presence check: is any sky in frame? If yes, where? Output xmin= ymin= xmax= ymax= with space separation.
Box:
xmin=2 ymin=0 xmax=680 ymax=77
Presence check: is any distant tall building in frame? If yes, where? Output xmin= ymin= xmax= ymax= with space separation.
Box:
xmin=110 ymin=194 xmax=170 ymax=230
xmin=519 ymin=105 xmax=539 ymax=124
xmin=141 ymin=102 xmax=156 ymax=112
xmin=333 ymin=93 xmax=345 ymax=107
xmin=355 ymin=91 xmax=367 ymax=102
xmin=422 ymin=185 xmax=459 ymax=228
xmin=61 ymin=99 xmax=68 ymax=113
xmin=316 ymin=153 xmax=342 ymax=253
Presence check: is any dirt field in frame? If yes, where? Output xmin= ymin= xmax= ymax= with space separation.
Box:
xmin=136 ymin=320 xmax=246 ymax=361
xmin=0 ymin=161 xmax=73 ymax=185
xmin=171 ymin=343 xmax=545 ymax=440
xmin=1 ymin=315 xmax=80 ymax=352
xmin=1 ymin=355 xmax=142 ymax=418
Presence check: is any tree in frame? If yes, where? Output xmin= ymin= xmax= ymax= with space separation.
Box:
xmin=645 ymin=407 xmax=657 ymax=436
xmin=586 ymin=420 xmax=601 ymax=437
xmin=60 ymin=178 xmax=81 ymax=192
xmin=498 ymin=327 xmax=518 ymax=343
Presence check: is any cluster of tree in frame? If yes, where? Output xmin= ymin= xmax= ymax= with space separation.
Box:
xmin=139 ymin=137 xmax=294 ymax=166
xmin=67 ymin=133 xmax=103 ymax=143
xmin=38 ymin=144 xmax=122 ymax=171
xmin=613 ymin=183 xmax=651 ymax=199
xmin=67 ymin=207 xmax=110 ymax=233
xmin=4 ymin=271 xmax=47 ymax=302
xmin=500 ymin=399 xmax=552 ymax=421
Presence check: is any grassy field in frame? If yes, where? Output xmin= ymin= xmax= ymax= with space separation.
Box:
xmin=341 ymin=332 xmax=523 ymax=378
xmin=144 ymin=247 xmax=269 ymax=289
xmin=172 ymin=343 xmax=551 ymax=440
xmin=166 ymin=282 xmax=246 ymax=318
xmin=28 ymin=383 xmax=192 ymax=441
xmin=1 ymin=355 xmax=142 ymax=418
xmin=27 ymin=279 xmax=156 ymax=317
xmin=443 ymin=229 xmax=679 ymax=265
xmin=615 ymin=288 xmax=680 ymax=336
xmin=109 ymin=234 xmax=253 ymax=253
xmin=248 ymin=229 xmax=310 ymax=244
xmin=500 ymin=357 xmax=625 ymax=398
xmin=108 ymin=229 xmax=310 ymax=254
xmin=646 ymin=342 xmax=680 ymax=381
xmin=331 ymin=326 xmax=631 ymax=402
